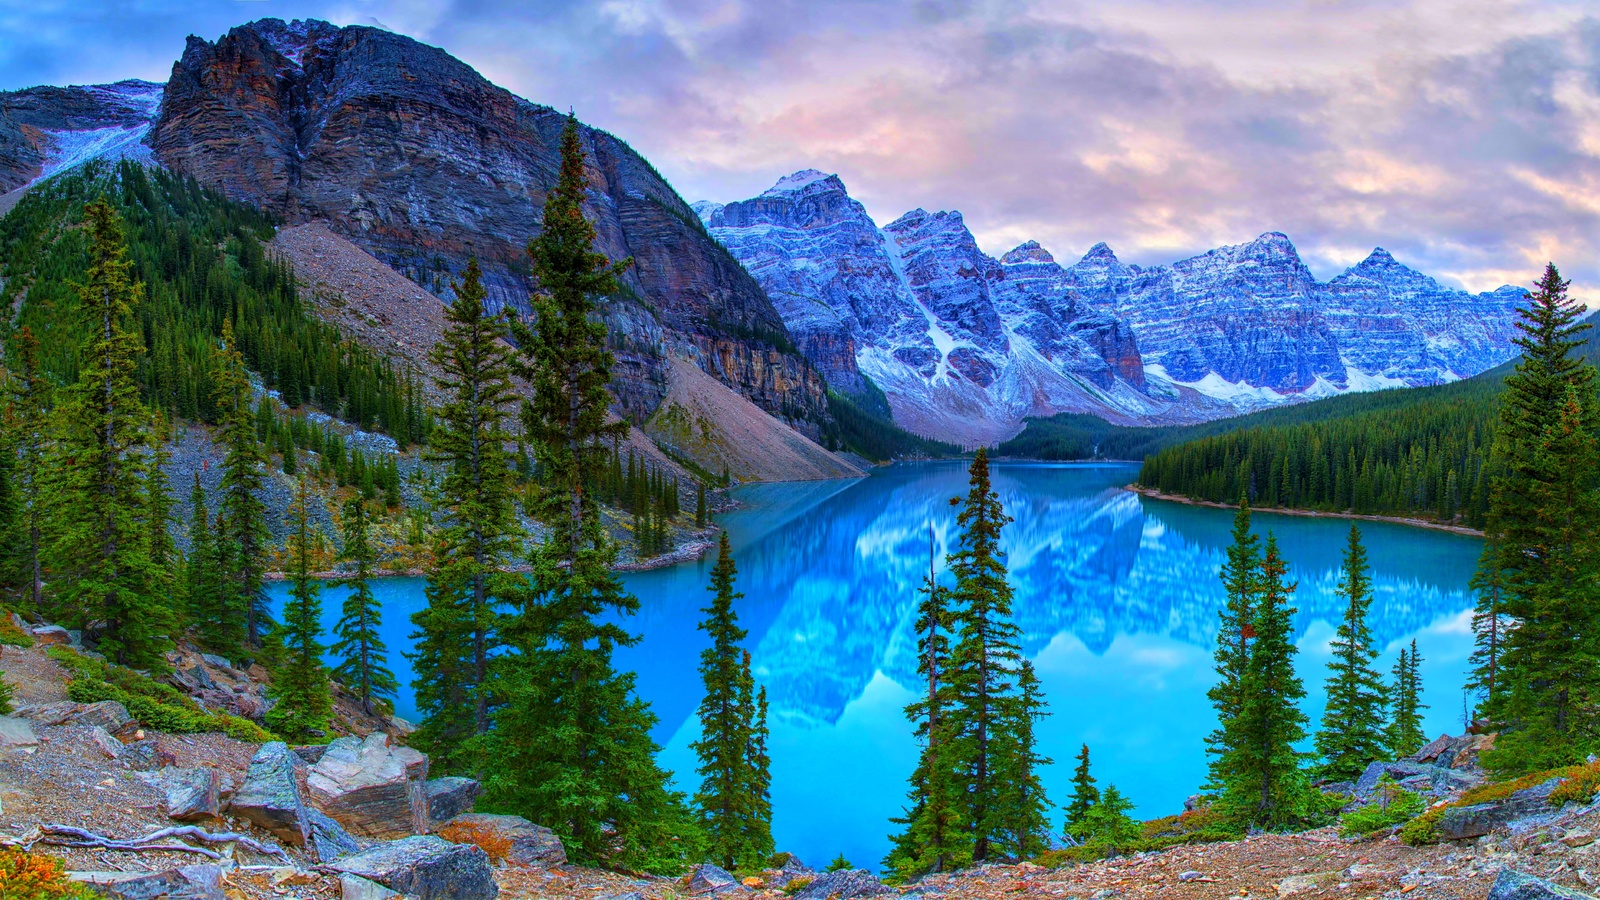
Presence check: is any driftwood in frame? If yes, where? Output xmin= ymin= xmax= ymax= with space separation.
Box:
xmin=1 ymin=823 xmax=289 ymax=861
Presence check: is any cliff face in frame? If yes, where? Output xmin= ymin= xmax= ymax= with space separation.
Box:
xmin=0 ymin=80 xmax=161 ymax=192
xmin=149 ymin=18 xmax=826 ymax=431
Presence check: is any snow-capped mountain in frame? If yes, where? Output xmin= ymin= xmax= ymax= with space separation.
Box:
xmin=703 ymin=171 xmax=1166 ymax=444
xmin=699 ymin=171 xmax=1526 ymax=442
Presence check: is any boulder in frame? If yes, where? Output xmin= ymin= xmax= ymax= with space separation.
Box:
xmin=308 ymin=807 xmax=364 ymax=863
xmin=792 ymin=870 xmax=889 ymax=900
xmin=425 ymin=777 xmax=481 ymax=826
xmin=1488 ymin=868 xmax=1597 ymax=899
xmin=308 ymin=733 xmax=430 ymax=838
xmin=30 ymin=624 xmax=70 ymax=646
xmin=80 ymin=864 xmax=225 ymax=900
xmin=1436 ymin=779 xmax=1565 ymax=841
xmin=683 ymin=863 xmax=744 ymax=895
xmin=295 ymin=744 xmax=330 ymax=766
xmin=329 ymin=835 xmax=498 ymax=900
xmin=0 ymin=715 xmax=37 ymax=747
xmin=85 ymin=725 xmax=122 ymax=759
xmin=16 ymin=700 xmax=133 ymax=733
xmin=227 ymin=742 xmax=310 ymax=845
xmin=163 ymin=767 xmax=222 ymax=823
xmin=777 ymin=854 xmax=814 ymax=879
xmin=199 ymin=653 xmax=236 ymax=672
xmin=438 ymin=812 xmax=565 ymax=866
xmin=340 ymin=873 xmax=401 ymax=900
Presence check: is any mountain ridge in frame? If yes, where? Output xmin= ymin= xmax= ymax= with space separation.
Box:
xmin=698 ymin=170 xmax=1526 ymax=442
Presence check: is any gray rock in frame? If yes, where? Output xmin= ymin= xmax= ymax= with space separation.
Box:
xmin=295 ymin=744 xmax=330 ymax=765
xmin=792 ymin=869 xmax=889 ymax=900
xmin=1487 ymin=868 xmax=1597 ymax=899
xmin=82 ymin=864 xmax=225 ymax=900
xmin=339 ymin=873 xmax=401 ymax=900
xmin=85 ymin=725 xmax=123 ymax=759
xmin=199 ymin=653 xmax=235 ymax=672
xmin=599 ymin=893 xmax=646 ymax=900
xmin=308 ymin=807 xmax=365 ymax=863
xmin=163 ymin=767 xmax=221 ymax=822
xmin=425 ymin=776 xmax=480 ymax=826
xmin=0 ymin=715 xmax=37 ymax=747
xmin=1436 ymin=779 xmax=1565 ymax=841
xmin=439 ymin=812 xmax=566 ymax=866
xmin=329 ymin=835 xmax=498 ymax=900
xmin=228 ymin=741 xmax=310 ymax=845
xmin=778 ymin=854 xmax=815 ymax=878
xmin=684 ymin=863 xmax=744 ymax=895
xmin=308 ymin=733 xmax=429 ymax=838
xmin=17 ymin=700 xmax=133 ymax=732
xmin=29 ymin=624 xmax=70 ymax=646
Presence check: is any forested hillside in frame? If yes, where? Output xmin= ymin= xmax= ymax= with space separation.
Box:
xmin=2 ymin=161 xmax=428 ymax=443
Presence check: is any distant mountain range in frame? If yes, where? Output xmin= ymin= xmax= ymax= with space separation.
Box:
xmin=0 ymin=18 xmax=1527 ymax=452
xmin=698 ymin=171 xmax=1526 ymax=443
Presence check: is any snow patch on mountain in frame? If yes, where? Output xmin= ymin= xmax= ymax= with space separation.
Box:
xmin=40 ymin=125 xmax=152 ymax=180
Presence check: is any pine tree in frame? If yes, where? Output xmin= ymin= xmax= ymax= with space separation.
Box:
xmin=1206 ymin=497 xmax=1259 ymax=790
xmin=1468 ymin=544 xmax=1509 ymax=719
xmin=1386 ymin=640 xmax=1428 ymax=758
xmin=332 ymin=498 xmax=395 ymax=716
xmin=692 ymin=533 xmax=770 ymax=869
xmin=994 ymin=659 xmax=1052 ymax=859
xmin=945 ymin=448 xmax=1039 ymax=861
xmin=265 ymin=477 xmax=331 ymax=742
xmin=487 ymin=114 xmax=687 ymax=870
xmin=1220 ymin=534 xmax=1310 ymax=828
xmin=40 ymin=198 xmax=169 ymax=669
xmin=8 ymin=326 xmax=48 ymax=613
xmin=213 ymin=320 xmax=270 ymax=654
xmin=416 ymin=256 xmax=521 ymax=769
xmin=1314 ymin=525 xmax=1389 ymax=781
xmin=886 ymin=527 xmax=969 ymax=878
xmin=1071 ymin=783 xmax=1138 ymax=851
xmin=1064 ymin=744 xmax=1100 ymax=835
xmin=696 ymin=483 xmax=707 ymax=528
xmin=1480 ymin=264 xmax=1600 ymax=771
xmin=735 ymin=647 xmax=774 ymax=862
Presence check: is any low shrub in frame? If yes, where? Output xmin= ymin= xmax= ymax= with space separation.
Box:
xmin=0 ymin=618 xmax=34 ymax=649
xmin=1550 ymin=760 xmax=1600 ymax=807
xmin=54 ymin=647 xmax=274 ymax=742
xmin=782 ymin=876 xmax=814 ymax=896
xmin=0 ymin=847 xmax=100 ymax=898
xmin=1338 ymin=778 xmax=1425 ymax=837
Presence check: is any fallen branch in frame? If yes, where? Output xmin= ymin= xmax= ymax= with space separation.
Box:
xmin=1 ymin=824 xmax=288 ymax=862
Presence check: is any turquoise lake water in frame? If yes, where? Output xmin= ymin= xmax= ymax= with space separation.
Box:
xmin=269 ymin=461 xmax=1483 ymax=869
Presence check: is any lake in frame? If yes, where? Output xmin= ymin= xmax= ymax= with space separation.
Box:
xmin=269 ymin=461 xmax=1483 ymax=870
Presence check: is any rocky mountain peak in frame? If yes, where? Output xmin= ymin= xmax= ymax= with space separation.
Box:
xmin=1000 ymin=240 xmax=1056 ymax=266
xmin=760 ymin=169 xmax=845 ymax=198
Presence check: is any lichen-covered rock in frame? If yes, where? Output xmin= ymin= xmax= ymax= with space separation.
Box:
xmin=1435 ymin=779 xmax=1565 ymax=841
xmin=438 ymin=812 xmax=565 ymax=866
xmin=82 ymin=864 xmax=225 ymax=900
xmin=307 ymin=732 xmax=429 ymax=838
xmin=16 ymin=700 xmax=133 ymax=733
xmin=163 ymin=767 xmax=221 ymax=823
xmin=227 ymin=741 xmax=310 ymax=845
xmin=682 ymin=863 xmax=744 ymax=895
xmin=791 ymin=869 xmax=889 ymax=900
xmin=329 ymin=835 xmax=498 ymax=900
xmin=1487 ymin=868 xmax=1597 ymax=899
xmin=425 ymin=776 xmax=480 ymax=826
xmin=308 ymin=806 xmax=365 ymax=863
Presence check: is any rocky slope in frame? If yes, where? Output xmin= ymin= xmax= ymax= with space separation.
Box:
xmin=701 ymin=173 xmax=1526 ymax=443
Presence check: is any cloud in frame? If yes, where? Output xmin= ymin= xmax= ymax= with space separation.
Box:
xmin=3 ymin=0 xmax=1600 ymax=300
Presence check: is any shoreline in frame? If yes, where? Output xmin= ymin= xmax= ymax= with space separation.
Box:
xmin=1124 ymin=484 xmax=1486 ymax=537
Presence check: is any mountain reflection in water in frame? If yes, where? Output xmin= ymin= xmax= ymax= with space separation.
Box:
xmin=271 ymin=461 xmax=1481 ymax=871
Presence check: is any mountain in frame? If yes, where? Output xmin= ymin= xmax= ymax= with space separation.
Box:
xmin=0 ymin=18 xmax=840 ymax=461
xmin=702 ymin=171 xmax=1164 ymax=445
xmin=700 ymin=172 xmax=1527 ymax=442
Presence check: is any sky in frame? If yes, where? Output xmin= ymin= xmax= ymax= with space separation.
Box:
xmin=2 ymin=0 xmax=1598 ymax=300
